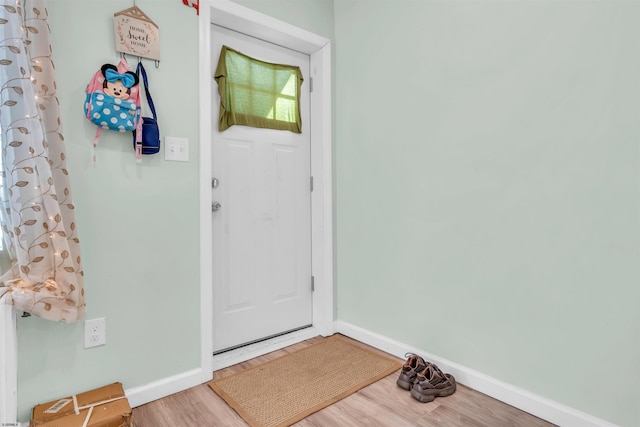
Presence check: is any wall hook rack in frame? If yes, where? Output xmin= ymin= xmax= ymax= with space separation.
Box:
xmin=136 ymin=56 xmax=161 ymax=69
xmin=113 ymin=6 xmax=160 ymax=62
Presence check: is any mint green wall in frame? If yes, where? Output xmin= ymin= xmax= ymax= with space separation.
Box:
xmin=334 ymin=1 xmax=640 ymax=426
xmin=230 ymin=0 xmax=335 ymax=40
xmin=16 ymin=0 xmax=200 ymax=420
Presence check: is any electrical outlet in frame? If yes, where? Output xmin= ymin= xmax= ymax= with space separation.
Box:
xmin=84 ymin=317 xmax=106 ymax=349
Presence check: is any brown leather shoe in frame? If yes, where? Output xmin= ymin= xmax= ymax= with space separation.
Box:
xmin=410 ymin=364 xmax=456 ymax=402
xmin=396 ymin=353 xmax=429 ymax=390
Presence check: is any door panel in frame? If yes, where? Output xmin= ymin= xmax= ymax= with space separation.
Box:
xmin=211 ymin=25 xmax=312 ymax=353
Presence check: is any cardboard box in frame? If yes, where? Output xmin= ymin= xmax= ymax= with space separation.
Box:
xmin=30 ymin=382 xmax=132 ymax=427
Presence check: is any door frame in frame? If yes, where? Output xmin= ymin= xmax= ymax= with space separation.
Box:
xmin=0 ymin=305 xmax=17 ymax=424
xmin=198 ymin=0 xmax=333 ymax=382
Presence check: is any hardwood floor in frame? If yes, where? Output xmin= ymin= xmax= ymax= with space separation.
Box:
xmin=133 ymin=335 xmax=556 ymax=427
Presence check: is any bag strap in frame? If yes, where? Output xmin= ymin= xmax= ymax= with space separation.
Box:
xmin=92 ymin=127 xmax=103 ymax=163
xmin=136 ymin=62 xmax=157 ymax=120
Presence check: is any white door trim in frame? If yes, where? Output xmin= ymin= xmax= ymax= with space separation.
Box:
xmin=199 ymin=0 xmax=333 ymax=382
xmin=0 ymin=304 xmax=18 ymax=424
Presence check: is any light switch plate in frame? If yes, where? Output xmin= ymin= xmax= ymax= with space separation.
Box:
xmin=164 ymin=136 xmax=189 ymax=162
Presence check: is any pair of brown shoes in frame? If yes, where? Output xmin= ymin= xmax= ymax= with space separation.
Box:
xmin=396 ymin=353 xmax=456 ymax=403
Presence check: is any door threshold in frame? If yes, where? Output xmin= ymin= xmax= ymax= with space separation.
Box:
xmin=213 ymin=324 xmax=313 ymax=356
xmin=211 ymin=326 xmax=321 ymax=374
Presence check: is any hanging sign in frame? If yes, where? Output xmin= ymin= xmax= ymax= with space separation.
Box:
xmin=113 ymin=6 xmax=160 ymax=61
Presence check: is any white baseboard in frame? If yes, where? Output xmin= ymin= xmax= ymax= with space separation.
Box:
xmin=335 ymin=320 xmax=617 ymax=427
xmin=125 ymin=368 xmax=202 ymax=408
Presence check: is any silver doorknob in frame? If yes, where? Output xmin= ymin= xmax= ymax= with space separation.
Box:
xmin=212 ymin=202 xmax=222 ymax=212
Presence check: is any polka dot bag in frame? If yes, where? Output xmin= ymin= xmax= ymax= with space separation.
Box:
xmin=84 ymin=57 xmax=144 ymax=160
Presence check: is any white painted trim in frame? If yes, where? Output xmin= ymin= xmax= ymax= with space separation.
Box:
xmin=335 ymin=321 xmax=618 ymax=427
xmin=125 ymin=368 xmax=202 ymax=408
xmin=0 ymin=304 xmax=18 ymax=424
xmin=207 ymin=0 xmax=328 ymax=54
xmin=310 ymin=41 xmax=335 ymax=338
xmin=199 ymin=0 xmax=334 ymax=384
xmin=198 ymin=0 xmax=214 ymax=385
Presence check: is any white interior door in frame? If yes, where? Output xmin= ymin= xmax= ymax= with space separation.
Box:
xmin=211 ymin=25 xmax=312 ymax=353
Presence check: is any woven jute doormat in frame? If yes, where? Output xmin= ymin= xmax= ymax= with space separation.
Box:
xmin=208 ymin=334 xmax=402 ymax=427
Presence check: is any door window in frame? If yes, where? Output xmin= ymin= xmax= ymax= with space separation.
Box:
xmin=214 ymin=45 xmax=303 ymax=133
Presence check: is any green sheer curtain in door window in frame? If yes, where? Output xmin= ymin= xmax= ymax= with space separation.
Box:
xmin=214 ymin=45 xmax=303 ymax=133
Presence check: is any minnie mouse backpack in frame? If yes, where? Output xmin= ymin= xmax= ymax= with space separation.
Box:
xmin=84 ymin=57 xmax=144 ymax=160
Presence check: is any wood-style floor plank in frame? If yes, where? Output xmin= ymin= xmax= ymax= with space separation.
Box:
xmin=133 ymin=335 xmax=556 ymax=427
